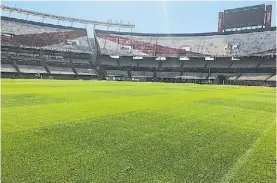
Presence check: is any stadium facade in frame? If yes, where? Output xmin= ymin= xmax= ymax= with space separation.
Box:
xmin=1 ymin=5 xmax=276 ymax=86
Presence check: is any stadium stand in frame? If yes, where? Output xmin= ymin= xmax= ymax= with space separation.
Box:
xmin=1 ymin=6 xmax=275 ymax=86
xmin=95 ymin=28 xmax=276 ymax=57
xmin=1 ymin=16 xmax=93 ymax=53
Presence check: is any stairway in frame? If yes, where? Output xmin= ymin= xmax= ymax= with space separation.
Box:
xmin=8 ymin=56 xmax=20 ymax=73
xmin=265 ymin=73 xmax=275 ymax=81
xmin=69 ymin=60 xmax=78 ymax=75
xmin=127 ymin=70 xmax=131 ymax=77
xmin=41 ymin=59 xmax=51 ymax=74
xmin=256 ymin=60 xmax=265 ymax=68
xmin=228 ymin=60 xmax=235 ymax=68
xmin=87 ymin=36 xmax=107 ymax=79
xmin=234 ymin=73 xmax=243 ymax=81
xmin=95 ymin=66 xmax=107 ymax=79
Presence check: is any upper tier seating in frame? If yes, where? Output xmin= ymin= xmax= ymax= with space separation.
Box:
xmin=1 ymin=16 xmax=93 ymax=53
xmin=95 ymin=28 xmax=276 ymax=57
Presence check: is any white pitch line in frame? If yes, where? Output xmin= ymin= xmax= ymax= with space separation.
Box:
xmin=219 ymin=121 xmax=275 ymax=183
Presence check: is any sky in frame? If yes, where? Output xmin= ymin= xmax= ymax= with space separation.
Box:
xmin=1 ymin=1 xmax=276 ymax=37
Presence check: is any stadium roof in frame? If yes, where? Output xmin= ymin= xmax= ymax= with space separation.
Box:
xmin=0 ymin=5 xmax=135 ymax=28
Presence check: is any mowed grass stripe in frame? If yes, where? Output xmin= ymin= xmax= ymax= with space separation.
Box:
xmin=2 ymin=110 xmax=261 ymax=182
xmin=195 ymin=98 xmax=275 ymax=113
xmin=2 ymin=88 xmax=244 ymax=134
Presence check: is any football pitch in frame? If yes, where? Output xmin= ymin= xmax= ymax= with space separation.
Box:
xmin=1 ymin=79 xmax=276 ymax=183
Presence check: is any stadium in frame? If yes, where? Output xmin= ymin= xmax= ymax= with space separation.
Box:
xmin=1 ymin=3 xmax=276 ymax=183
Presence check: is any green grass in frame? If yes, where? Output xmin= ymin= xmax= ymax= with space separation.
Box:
xmin=1 ymin=79 xmax=276 ymax=183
